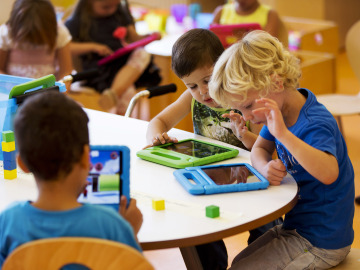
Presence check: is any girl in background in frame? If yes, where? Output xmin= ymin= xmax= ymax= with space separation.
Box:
xmin=212 ymin=0 xmax=281 ymax=39
xmin=65 ymin=0 xmax=152 ymax=114
xmin=0 ymin=0 xmax=73 ymax=84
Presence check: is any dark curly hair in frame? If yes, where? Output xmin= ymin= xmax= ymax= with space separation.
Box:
xmin=14 ymin=92 xmax=89 ymax=180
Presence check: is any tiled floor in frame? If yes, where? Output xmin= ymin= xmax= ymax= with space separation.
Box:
xmin=143 ymin=51 xmax=360 ymax=269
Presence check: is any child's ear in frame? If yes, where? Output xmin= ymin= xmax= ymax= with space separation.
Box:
xmin=17 ymin=155 xmax=30 ymax=173
xmin=271 ymin=74 xmax=284 ymax=91
xmin=80 ymin=145 xmax=90 ymax=169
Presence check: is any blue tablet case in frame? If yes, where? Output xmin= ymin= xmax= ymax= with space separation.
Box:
xmin=173 ymin=163 xmax=269 ymax=195
xmin=78 ymin=145 xmax=130 ymax=209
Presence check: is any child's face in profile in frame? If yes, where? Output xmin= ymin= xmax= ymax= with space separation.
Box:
xmin=226 ymin=90 xmax=268 ymax=125
xmin=181 ymin=65 xmax=220 ymax=108
xmin=92 ymin=0 xmax=118 ymax=18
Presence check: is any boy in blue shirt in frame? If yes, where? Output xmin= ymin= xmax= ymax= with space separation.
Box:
xmin=209 ymin=30 xmax=354 ymax=269
xmin=0 ymin=92 xmax=143 ymax=267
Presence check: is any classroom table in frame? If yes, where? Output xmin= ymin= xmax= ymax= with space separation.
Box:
xmin=0 ymin=109 xmax=298 ymax=269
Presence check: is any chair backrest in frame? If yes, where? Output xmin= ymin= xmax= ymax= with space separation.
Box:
xmin=346 ymin=20 xmax=360 ymax=82
xmin=2 ymin=237 xmax=154 ymax=270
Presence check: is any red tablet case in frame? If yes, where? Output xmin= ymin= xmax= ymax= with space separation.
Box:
xmin=98 ymin=32 xmax=161 ymax=66
xmin=209 ymin=23 xmax=262 ymax=48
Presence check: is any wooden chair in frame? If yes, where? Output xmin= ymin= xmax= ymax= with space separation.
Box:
xmin=317 ymin=20 xmax=360 ymax=134
xmin=2 ymin=237 xmax=154 ymax=270
xmin=67 ymin=55 xmax=150 ymax=120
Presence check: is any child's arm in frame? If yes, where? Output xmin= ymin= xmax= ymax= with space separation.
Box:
xmin=69 ymin=42 xmax=113 ymax=57
xmin=265 ymin=9 xmax=281 ymax=38
xmin=125 ymin=25 xmax=147 ymax=43
xmin=222 ymin=111 xmax=259 ymax=150
xmin=145 ymin=90 xmax=192 ymax=147
xmin=212 ymin=5 xmax=224 ymax=24
xmin=251 ymin=136 xmax=287 ymax=185
xmin=253 ymin=98 xmax=339 ymax=185
xmin=56 ymin=43 xmax=73 ymax=82
xmin=0 ymin=49 xmax=7 ymax=74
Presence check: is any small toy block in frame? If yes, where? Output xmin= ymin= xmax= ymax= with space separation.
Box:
xmin=3 ymin=151 xmax=16 ymax=162
xmin=4 ymin=169 xmax=17 ymax=180
xmin=4 ymin=160 xmax=17 ymax=171
xmin=2 ymin=131 xmax=15 ymax=142
xmin=152 ymin=199 xmax=165 ymax=211
xmin=206 ymin=205 xmax=220 ymax=218
xmin=1 ymin=141 xmax=15 ymax=152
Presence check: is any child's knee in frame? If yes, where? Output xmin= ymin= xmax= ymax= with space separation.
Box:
xmin=127 ymin=48 xmax=151 ymax=71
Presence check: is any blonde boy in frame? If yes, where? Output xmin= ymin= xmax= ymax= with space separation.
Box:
xmin=209 ymin=30 xmax=354 ymax=269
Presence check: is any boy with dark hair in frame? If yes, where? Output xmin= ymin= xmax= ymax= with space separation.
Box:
xmin=171 ymin=29 xmax=224 ymax=78
xmin=0 ymin=92 xmax=143 ymax=267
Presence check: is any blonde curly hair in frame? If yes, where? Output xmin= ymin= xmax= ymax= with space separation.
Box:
xmin=209 ymin=30 xmax=301 ymax=108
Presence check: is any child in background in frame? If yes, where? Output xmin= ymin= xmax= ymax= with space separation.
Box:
xmin=212 ymin=0 xmax=281 ymax=39
xmin=209 ymin=30 xmax=354 ymax=269
xmin=65 ymin=0 xmax=152 ymax=114
xmin=0 ymin=92 xmax=143 ymax=267
xmin=0 ymin=0 xmax=73 ymax=84
xmin=145 ymin=28 xmax=282 ymax=270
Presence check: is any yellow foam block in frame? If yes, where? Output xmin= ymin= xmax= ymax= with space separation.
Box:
xmin=4 ymin=169 xmax=17 ymax=180
xmin=2 ymin=141 xmax=15 ymax=152
xmin=152 ymin=199 xmax=165 ymax=211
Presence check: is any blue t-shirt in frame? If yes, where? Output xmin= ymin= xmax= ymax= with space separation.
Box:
xmin=260 ymin=89 xmax=354 ymax=249
xmin=0 ymin=201 xmax=141 ymax=268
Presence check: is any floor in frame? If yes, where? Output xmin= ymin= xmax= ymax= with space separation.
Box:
xmin=143 ymin=50 xmax=360 ymax=269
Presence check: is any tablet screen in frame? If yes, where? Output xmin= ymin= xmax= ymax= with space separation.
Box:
xmin=161 ymin=140 xmax=230 ymax=158
xmin=79 ymin=150 xmax=121 ymax=205
xmin=202 ymin=165 xmax=261 ymax=185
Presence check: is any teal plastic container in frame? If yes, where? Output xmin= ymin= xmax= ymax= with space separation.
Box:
xmin=0 ymin=74 xmax=66 ymax=160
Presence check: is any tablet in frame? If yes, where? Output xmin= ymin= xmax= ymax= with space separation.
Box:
xmin=136 ymin=139 xmax=239 ymax=169
xmin=78 ymin=145 xmax=130 ymax=209
xmin=97 ymin=32 xmax=161 ymax=66
xmin=173 ymin=163 xmax=269 ymax=195
xmin=209 ymin=23 xmax=262 ymax=48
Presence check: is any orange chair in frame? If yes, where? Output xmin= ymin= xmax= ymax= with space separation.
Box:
xmin=2 ymin=237 xmax=154 ymax=270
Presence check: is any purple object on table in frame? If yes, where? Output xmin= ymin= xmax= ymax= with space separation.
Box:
xmin=171 ymin=4 xmax=188 ymax=23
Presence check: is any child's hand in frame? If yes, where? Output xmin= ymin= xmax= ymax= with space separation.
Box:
xmin=143 ymin=132 xmax=178 ymax=149
xmin=263 ymin=159 xmax=287 ymax=185
xmin=119 ymin=196 xmax=143 ymax=235
xmin=91 ymin=43 xmax=113 ymax=56
xmin=222 ymin=111 xmax=248 ymax=140
xmin=252 ymin=98 xmax=288 ymax=139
